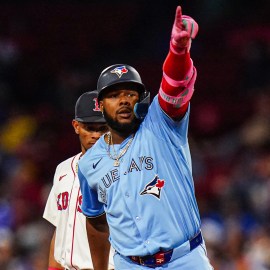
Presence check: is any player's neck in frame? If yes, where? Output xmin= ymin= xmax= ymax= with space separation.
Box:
xmin=107 ymin=130 xmax=132 ymax=144
xmin=80 ymin=146 xmax=87 ymax=155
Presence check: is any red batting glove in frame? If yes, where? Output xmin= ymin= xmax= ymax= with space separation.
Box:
xmin=170 ymin=6 xmax=199 ymax=55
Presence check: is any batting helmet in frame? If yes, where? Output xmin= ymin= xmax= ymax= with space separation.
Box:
xmin=97 ymin=64 xmax=150 ymax=119
xmin=75 ymin=90 xmax=105 ymax=123
xmin=97 ymin=64 xmax=146 ymax=100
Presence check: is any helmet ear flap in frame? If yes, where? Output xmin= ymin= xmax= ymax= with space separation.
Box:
xmin=140 ymin=90 xmax=149 ymax=102
xmin=134 ymin=91 xmax=150 ymax=120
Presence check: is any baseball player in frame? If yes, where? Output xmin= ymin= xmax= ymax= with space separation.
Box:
xmin=43 ymin=91 xmax=114 ymax=270
xmin=78 ymin=5 xmax=214 ymax=270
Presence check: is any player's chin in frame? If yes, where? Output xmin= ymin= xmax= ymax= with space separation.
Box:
xmin=108 ymin=114 xmax=140 ymax=134
xmin=87 ymin=142 xmax=95 ymax=149
xmin=117 ymin=115 xmax=134 ymax=124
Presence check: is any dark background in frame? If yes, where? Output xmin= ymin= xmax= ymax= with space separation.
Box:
xmin=0 ymin=1 xmax=269 ymax=269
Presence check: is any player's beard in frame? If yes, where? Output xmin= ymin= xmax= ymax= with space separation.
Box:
xmin=103 ymin=107 xmax=141 ymax=135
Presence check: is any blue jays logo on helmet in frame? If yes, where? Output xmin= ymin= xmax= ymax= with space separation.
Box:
xmin=140 ymin=175 xmax=165 ymax=199
xmin=110 ymin=65 xmax=128 ymax=78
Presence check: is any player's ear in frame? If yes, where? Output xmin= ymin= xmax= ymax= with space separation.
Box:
xmin=72 ymin=120 xmax=80 ymax=134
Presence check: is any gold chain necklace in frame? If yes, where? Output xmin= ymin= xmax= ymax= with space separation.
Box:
xmin=106 ymin=132 xmax=133 ymax=167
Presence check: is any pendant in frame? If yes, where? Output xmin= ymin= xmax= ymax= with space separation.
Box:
xmin=114 ymin=160 xmax=120 ymax=167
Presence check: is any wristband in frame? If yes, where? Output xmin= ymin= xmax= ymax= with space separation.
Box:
xmin=170 ymin=40 xmax=191 ymax=55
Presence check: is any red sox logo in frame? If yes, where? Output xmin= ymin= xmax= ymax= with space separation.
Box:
xmin=93 ymin=97 xmax=100 ymax=112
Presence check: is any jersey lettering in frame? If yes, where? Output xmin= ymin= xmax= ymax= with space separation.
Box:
xmin=139 ymin=156 xmax=145 ymax=166
xmin=145 ymin=157 xmax=154 ymax=170
xmin=128 ymin=158 xmax=141 ymax=172
xmin=77 ymin=195 xmax=82 ymax=213
xmin=57 ymin=193 xmax=62 ymax=210
xmin=99 ymin=186 xmax=107 ymax=204
xmin=61 ymin=192 xmax=69 ymax=210
xmin=101 ymin=169 xmax=120 ymax=188
xmin=111 ymin=169 xmax=120 ymax=182
xmin=126 ymin=156 xmax=154 ymax=174
xmin=99 ymin=157 xmax=154 ymax=190
xmin=57 ymin=192 xmax=82 ymax=212
xmin=101 ymin=174 xmax=112 ymax=188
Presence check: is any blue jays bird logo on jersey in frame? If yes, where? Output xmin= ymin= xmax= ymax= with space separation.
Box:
xmin=110 ymin=66 xmax=128 ymax=78
xmin=140 ymin=175 xmax=165 ymax=199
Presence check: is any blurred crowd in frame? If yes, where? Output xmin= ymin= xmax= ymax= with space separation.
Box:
xmin=0 ymin=1 xmax=269 ymax=269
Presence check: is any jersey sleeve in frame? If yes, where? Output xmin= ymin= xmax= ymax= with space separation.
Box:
xmin=43 ymin=187 xmax=58 ymax=226
xmin=78 ymin=167 xmax=105 ymax=218
xmin=143 ymin=95 xmax=190 ymax=147
xmin=43 ymin=165 xmax=61 ymax=226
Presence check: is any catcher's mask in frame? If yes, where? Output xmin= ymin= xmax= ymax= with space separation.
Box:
xmin=97 ymin=64 xmax=150 ymax=120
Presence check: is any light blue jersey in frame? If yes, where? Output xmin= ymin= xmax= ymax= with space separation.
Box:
xmin=78 ymin=95 xmax=201 ymax=257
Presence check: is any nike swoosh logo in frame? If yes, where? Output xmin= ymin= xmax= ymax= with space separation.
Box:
xmin=93 ymin=158 xmax=102 ymax=169
xmin=59 ymin=174 xmax=67 ymax=181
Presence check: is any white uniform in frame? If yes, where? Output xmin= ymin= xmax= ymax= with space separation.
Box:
xmin=43 ymin=153 xmax=114 ymax=270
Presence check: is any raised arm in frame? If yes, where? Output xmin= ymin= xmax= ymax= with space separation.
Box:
xmin=158 ymin=6 xmax=199 ymax=120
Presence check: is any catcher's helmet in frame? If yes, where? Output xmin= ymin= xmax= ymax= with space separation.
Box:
xmin=96 ymin=64 xmax=150 ymax=120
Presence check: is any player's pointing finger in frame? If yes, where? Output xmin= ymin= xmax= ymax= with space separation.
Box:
xmin=174 ymin=6 xmax=183 ymax=29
